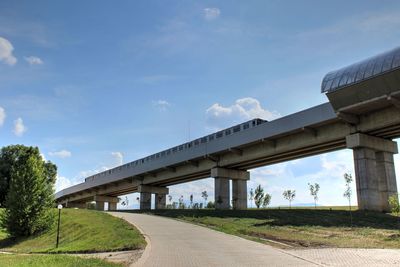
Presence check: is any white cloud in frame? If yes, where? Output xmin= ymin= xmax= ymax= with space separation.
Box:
xmin=204 ymin=8 xmax=221 ymax=21
xmin=206 ymin=97 xmax=280 ymax=129
xmin=48 ymin=149 xmax=72 ymax=158
xmin=13 ymin=117 xmax=26 ymax=136
xmin=152 ymin=100 xmax=171 ymax=111
xmin=78 ymin=151 xmax=124 ymax=181
xmin=0 ymin=37 xmax=17 ymax=65
xmin=111 ymin=151 xmax=123 ymax=166
xmin=24 ymin=56 xmax=43 ymax=65
xmin=55 ymin=175 xmax=74 ymax=192
xmin=0 ymin=107 xmax=5 ymax=126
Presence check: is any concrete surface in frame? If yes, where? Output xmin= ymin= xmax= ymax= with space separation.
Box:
xmin=110 ymin=212 xmax=400 ymax=267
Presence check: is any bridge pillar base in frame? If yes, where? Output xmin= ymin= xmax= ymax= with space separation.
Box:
xmin=212 ymin=168 xmax=250 ymax=210
xmin=347 ymin=133 xmax=398 ymax=212
xmin=108 ymin=202 xmax=117 ymax=211
xmin=232 ymin=180 xmax=247 ymax=210
xmin=67 ymin=202 xmax=86 ymax=209
xmin=215 ymin=178 xmax=230 ymax=209
xmin=95 ymin=201 xmax=105 ymax=211
xmin=140 ymin=192 xmax=152 ymax=210
xmin=376 ymin=151 xmax=398 ymax=211
xmin=155 ymin=193 xmax=166 ymax=209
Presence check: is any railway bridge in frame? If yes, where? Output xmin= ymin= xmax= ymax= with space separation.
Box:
xmin=56 ymin=46 xmax=400 ymax=212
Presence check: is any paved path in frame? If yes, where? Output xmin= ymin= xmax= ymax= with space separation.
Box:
xmin=110 ymin=212 xmax=319 ymax=267
xmin=110 ymin=212 xmax=400 ymax=267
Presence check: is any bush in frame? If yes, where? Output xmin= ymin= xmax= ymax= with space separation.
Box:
xmin=388 ymin=194 xmax=400 ymax=215
xmin=1 ymin=146 xmax=56 ymax=236
xmin=206 ymin=201 xmax=215 ymax=209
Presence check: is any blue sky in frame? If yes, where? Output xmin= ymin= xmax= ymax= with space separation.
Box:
xmin=1 ymin=0 xmax=400 ymax=208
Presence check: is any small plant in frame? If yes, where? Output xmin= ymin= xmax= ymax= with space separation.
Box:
xmin=206 ymin=201 xmax=215 ymax=209
xmin=343 ymin=172 xmax=353 ymax=227
xmin=190 ymin=194 xmax=194 ymax=208
xmin=178 ymin=195 xmax=184 ymax=209
xmin=121 ymin=196 xmax=129 ymax=207
xmin=201 ymin=191 xmax=208 ymax=208
xmin=388 ymin=194 xmax=400 ymax=216
xmin=283 ymin=190 xmax=296 ymax=209
xmin=308 ymin=182 xmax=320 ymax=209
xmin=249 ymin=188 xmax=254 ymax=208
xmin=262 ymin=193 xmax=271 ymax=208
xmin=254 ymin=185 xmax=264 ymax=208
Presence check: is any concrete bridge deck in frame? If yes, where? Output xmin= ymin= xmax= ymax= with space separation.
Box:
xmin=56 ymin=46 xmax=400 ymax=212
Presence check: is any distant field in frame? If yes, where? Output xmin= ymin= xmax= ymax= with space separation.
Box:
xmin=0 ymin=209 xmax=146 ymax=253
xmin=0 ymin=254 xmax=120 ymax=267
xmin=134 ymin=207 xmax=400 ymax=249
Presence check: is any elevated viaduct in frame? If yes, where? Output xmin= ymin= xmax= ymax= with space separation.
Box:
xmin=56 ymin=46 xmax=400 ymax=212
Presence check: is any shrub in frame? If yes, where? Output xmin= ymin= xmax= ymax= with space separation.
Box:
xmin=1 ymin=146 xmax=56 ymax=236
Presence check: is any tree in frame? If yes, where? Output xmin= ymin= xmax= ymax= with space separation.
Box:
xmin=283 ymin=190 xmax=296 ymax=209
xmin=206 ymin=201 xmax=215 ymax=209
xmin=1 ymin=146 xmax=56 ymax=236
xmin=189 ymin=194 xmax=193 ymax=208
xmin=388 ymin=194 xmax=399 ymax=216
xmin=121 ymin=196 xmax=129 ymax=207
xmin=343 ymin=172 xmax=353 ymax=227
xmin=249 ymin=188 xmax=254 ymax=208
xmin=178 ymin=195 xmax=184 ymax=209
xmin=254 ymin=185 xmax=264 ymax=208
xmin=308 ymin=183 xmax=320 ymax=209
xmin=262 ymin=193 xmax=271 ymax=208
xmin=201 ymin=191 xmax=208 ymax=208
xmin=168 ymin=195 xmax=173 ymax=203
xmin=0 ymin=145 xmax=56 ymax=207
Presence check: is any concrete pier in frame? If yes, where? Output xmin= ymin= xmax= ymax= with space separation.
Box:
xmin=214 ymin=177 xmax=230 ymax=209
xmin=347 ymin=133 xmax=398 ymax=211
xmin=232 ymin=179 xmax=247 ymax=210
xmin=138 ymin=185 xmax=169 ymax=210
xmin=212 ymin=167 xmax=250 ymax=210
xmin=108 ymin=202 xmax=117 ymax=211
xmin=155 ymin=193 xmax=167 ymax=209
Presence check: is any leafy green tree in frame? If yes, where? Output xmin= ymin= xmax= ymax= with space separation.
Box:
xmin=262 ymin=193 xmax=271 ymax=208
xmin=1 ymin=146 xmax=56 ymax=236
xmin=254 ymin=185 xmax=264 ymax=208
xmin=283 ymin=190 xmax=296 ymax=209
xmin=0 ymin=145 xmax=57 ymax=207
xmin=308 ymin=182 xmax=320 ymax=209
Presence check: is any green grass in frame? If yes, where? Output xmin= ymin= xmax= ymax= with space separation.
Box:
xmin=132 ymin=207 xmax=400 ymax=249
xmin=0 ymin=209 xmax=146 ymax=253
xmin=0 ymin=254 xmax=121 ymax=267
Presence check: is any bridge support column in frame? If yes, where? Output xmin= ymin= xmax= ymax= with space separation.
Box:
xmin=95 ymin=201 xmax=105 ymax=211
xmin=346 ymin=133 xmax=398 ymax=212
xmin=67 ymin=202 xmax=86 ymax=209
xmin=232 ymin=180 xmax=248 ymax=210
xmin=108 ymin=202 xmax=117 ymax=211
xmin=155 ymin=194 xmax=166 ymax=209
xmin=93 ymin=196 xmax=119 ymax=211
xmin=211 ymin=167 xmax=250 ymax=210
xmin=138 ymin=185 xmax=169 ymax=210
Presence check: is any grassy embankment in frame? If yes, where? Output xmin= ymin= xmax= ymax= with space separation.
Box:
xmin=0 ymin=254 xmax=120 ymax=267
xmin=137 ymin=206 xmax=400 ymax=249
xmin=0 ymin=208 xmax=146 ymax=266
